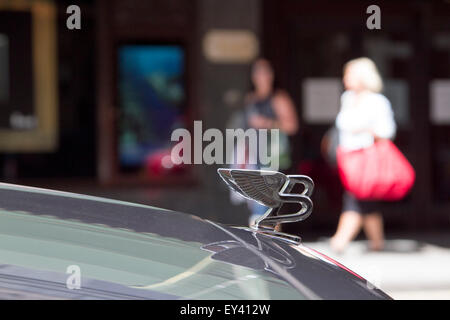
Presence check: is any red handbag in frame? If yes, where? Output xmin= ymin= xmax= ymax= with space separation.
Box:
xmin=336 ymin=139 xmax=415 ymax=201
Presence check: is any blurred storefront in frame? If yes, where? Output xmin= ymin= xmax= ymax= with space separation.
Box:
xmin=0 ymin=0 xmax=449 ymax=231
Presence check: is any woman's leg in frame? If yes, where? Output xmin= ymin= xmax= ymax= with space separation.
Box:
xmin=363 ymin=212 xmax=385 ymax=251
xmin=330 ymin=210 xmax=363 ymax=253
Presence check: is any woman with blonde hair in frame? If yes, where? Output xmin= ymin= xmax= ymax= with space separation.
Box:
xmin=330 ymin=57 xmax=396 ymax=253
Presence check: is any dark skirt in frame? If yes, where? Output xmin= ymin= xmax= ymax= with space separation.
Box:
xmin=342 ymin=192 xmax=382 ymax=215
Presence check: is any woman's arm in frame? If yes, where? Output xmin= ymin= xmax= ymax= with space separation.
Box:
xmin=271 ymin=90 xmax=299 ymax=135
xmin=371 ymin=96 xmax=396 ymax=140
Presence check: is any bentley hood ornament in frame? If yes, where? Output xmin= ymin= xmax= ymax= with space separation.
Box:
xmin=218 ymin=168 xmax=314 ymax=238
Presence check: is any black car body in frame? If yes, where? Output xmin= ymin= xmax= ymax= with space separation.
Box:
xmin=0 ymin=182 xmax=391 ymax=299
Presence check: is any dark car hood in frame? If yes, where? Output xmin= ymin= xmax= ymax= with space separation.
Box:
xmin=0 ymin=183 xmax=390 ymax=299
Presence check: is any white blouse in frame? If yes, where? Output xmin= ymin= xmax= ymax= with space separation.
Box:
xmin=336 ymin=90 xmax=396 ymax=151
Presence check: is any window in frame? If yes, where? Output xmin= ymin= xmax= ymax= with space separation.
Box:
xmin=117 ymin=45 xmax=186 ymax=173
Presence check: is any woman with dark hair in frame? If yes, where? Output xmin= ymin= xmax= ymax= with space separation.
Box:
xmin=244 ymin=58 xmax=299 ymax=225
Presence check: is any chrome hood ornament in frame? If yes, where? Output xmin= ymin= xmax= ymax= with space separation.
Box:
xmin=218 ymin=168 xmax=314 ymax=241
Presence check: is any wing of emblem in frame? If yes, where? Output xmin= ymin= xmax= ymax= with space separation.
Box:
xmin=218 ymin=168 xmax=314 ymax=230
xmin=218 ymin=168 xmax=287 ymax=208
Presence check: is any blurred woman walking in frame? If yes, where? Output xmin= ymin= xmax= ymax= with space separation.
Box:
xmin=244 ymin=58 xmax=298 ymax=226
xmin=330 ymin=58 xmax=397 ymax=253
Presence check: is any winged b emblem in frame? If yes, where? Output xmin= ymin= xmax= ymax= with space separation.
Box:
xmin=218 ymin=168 xmax=314 ymax=229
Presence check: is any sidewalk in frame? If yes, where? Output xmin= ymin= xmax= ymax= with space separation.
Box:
xmin=304 ymin=234 xmax=450 ymax=300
